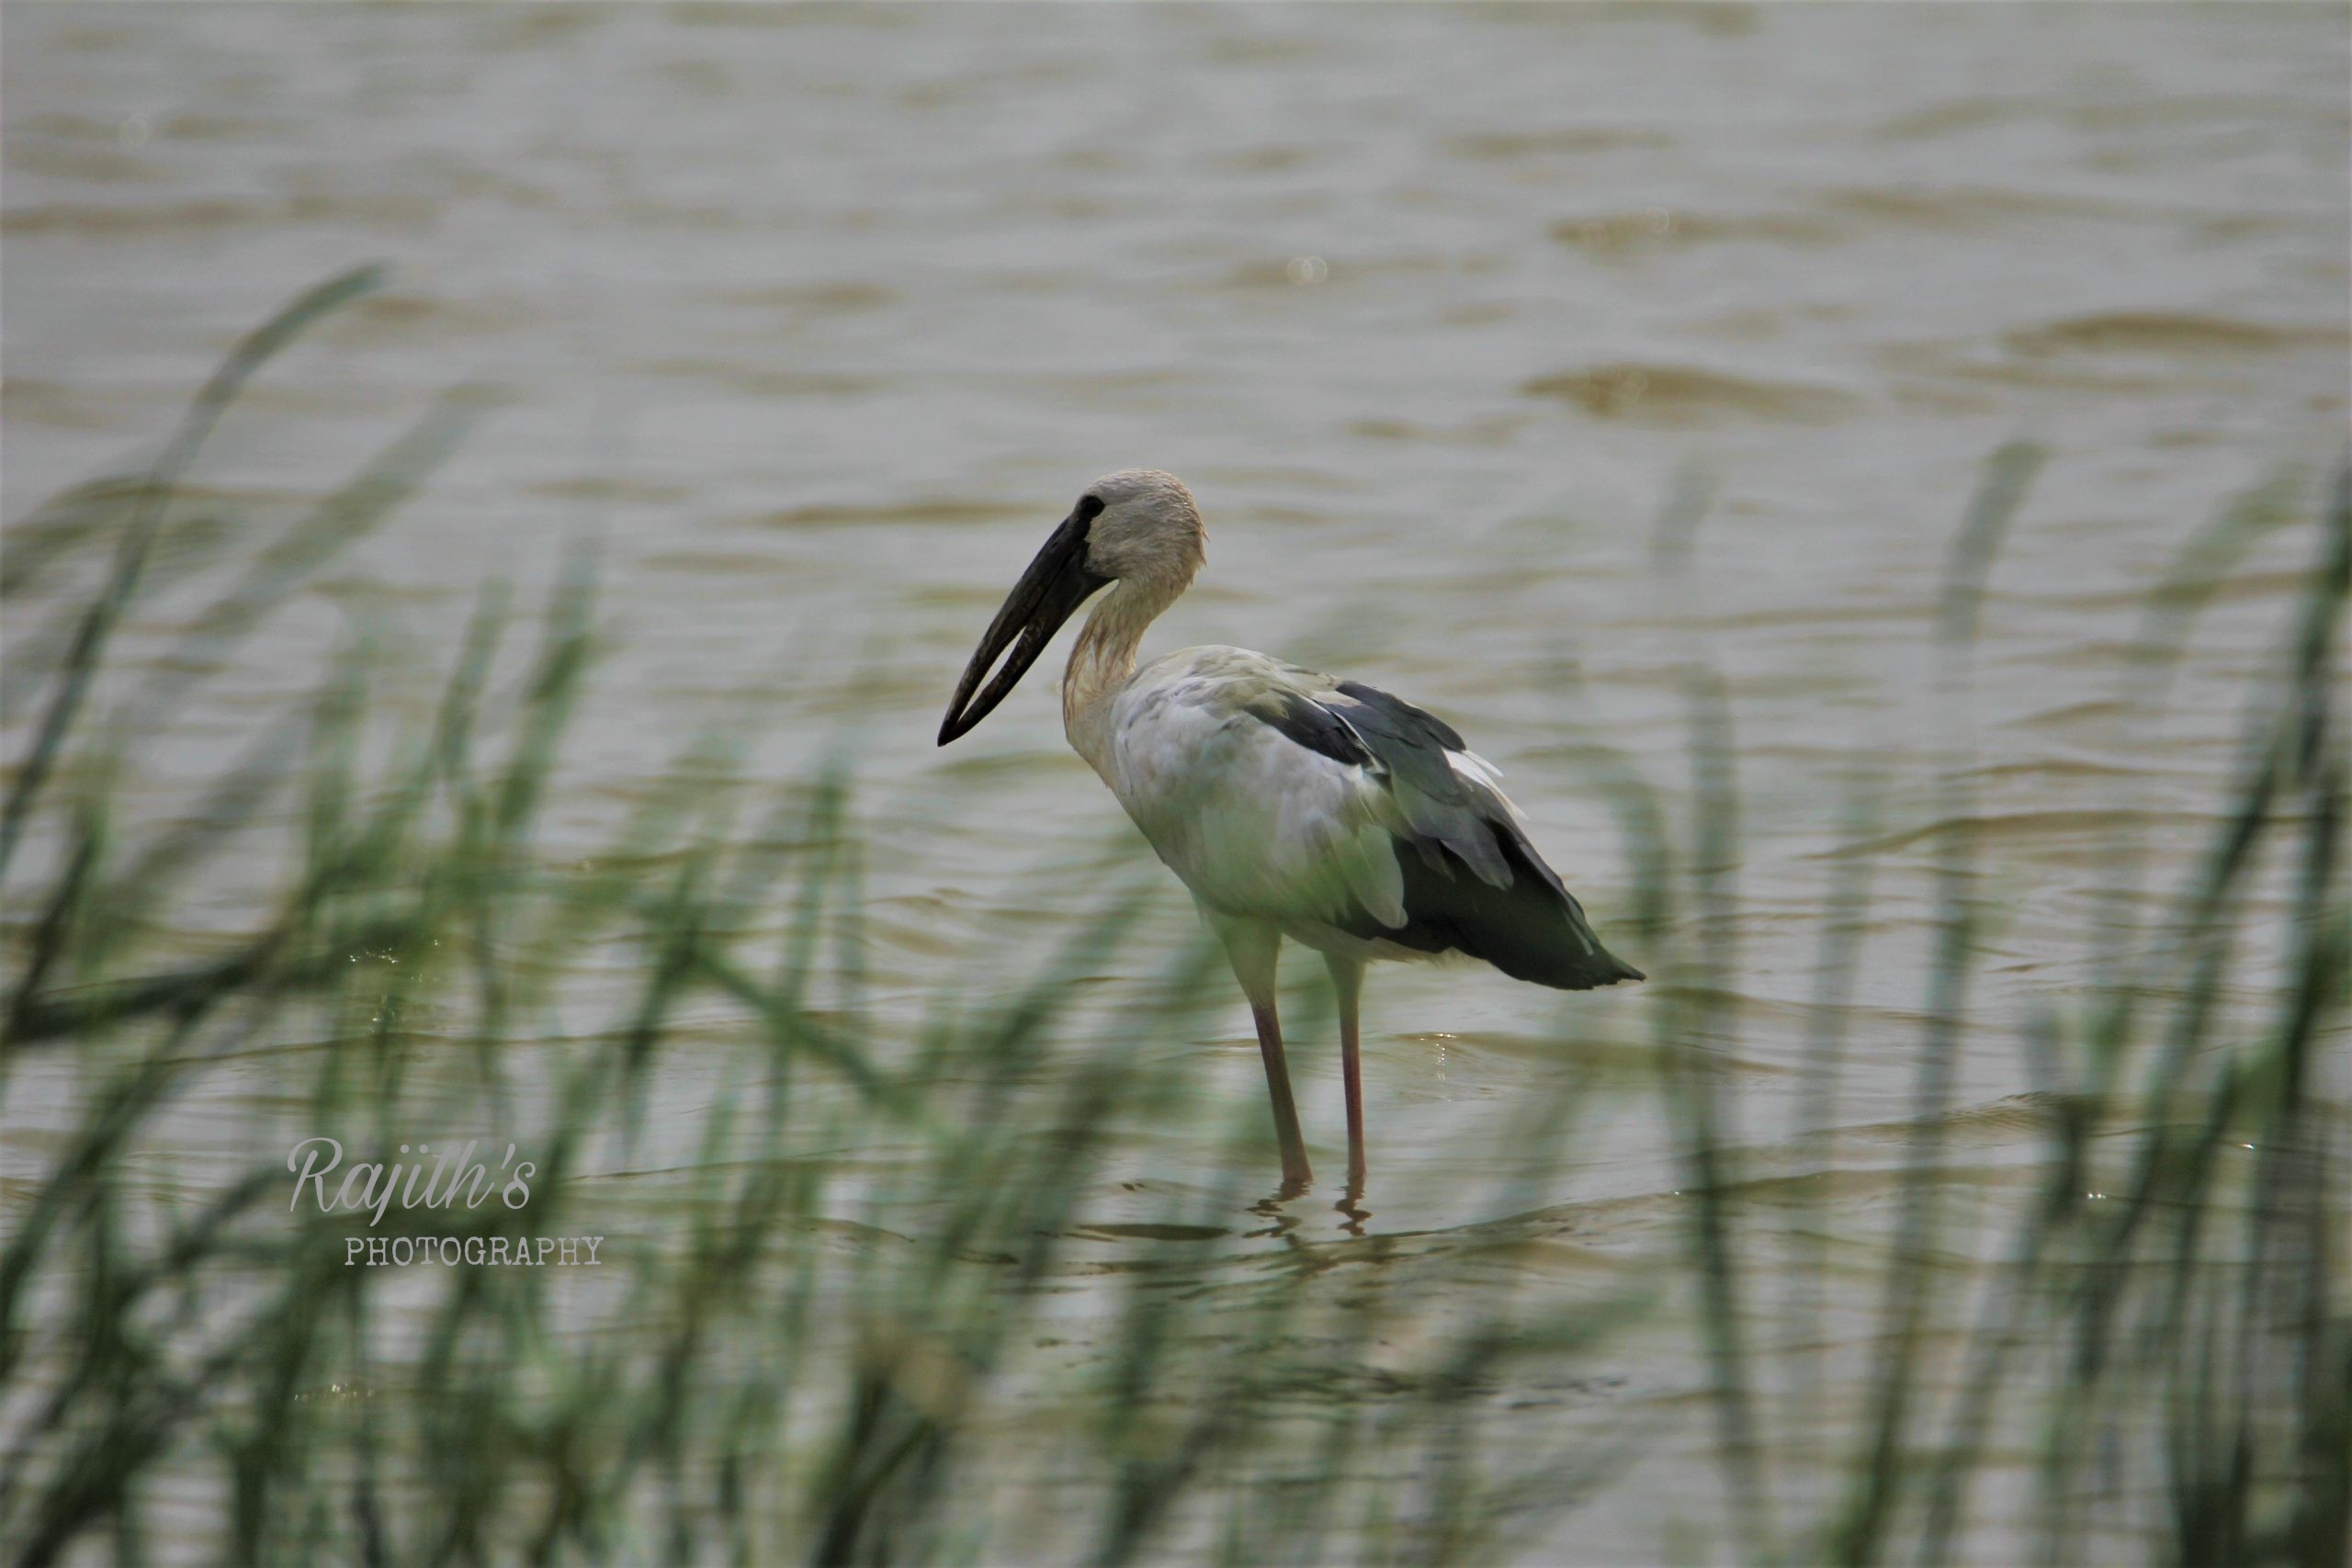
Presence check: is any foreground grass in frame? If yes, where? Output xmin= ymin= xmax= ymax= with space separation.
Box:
xmin=0 ymin=274 xmax=2343 ymax=1565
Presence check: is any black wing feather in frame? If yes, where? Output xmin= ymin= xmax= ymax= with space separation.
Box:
xmin=1288 ymin=681 xmax=1643 ymax=991
xmin=1247 ymin=686 xmax=1377 ymax=771
xmin=1368 ymin=815 xmax=1645 ymax=990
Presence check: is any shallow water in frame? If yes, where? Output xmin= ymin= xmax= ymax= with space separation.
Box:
xmin=5 ymin=4 xmax=2347 ymax=1560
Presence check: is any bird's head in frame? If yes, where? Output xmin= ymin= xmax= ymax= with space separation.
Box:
xmin=938 ymin=469 xmax=1205 ymax=746
xmin=1080 ymin=468 xmax=1207 ymax=595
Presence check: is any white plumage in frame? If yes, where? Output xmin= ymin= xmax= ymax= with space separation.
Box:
xmin=940 ymin=470 xmax=1640 ymax=1193
xmin=1110 ymin=650 xmax=1396 ymax=931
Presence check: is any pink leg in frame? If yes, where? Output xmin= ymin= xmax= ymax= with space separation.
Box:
xmin=1327 ymin=953 xmax=1367 ymax=1190
xmin=1212 ymin=913 xmax=1311 ymax=1191
xmin=1250 ymin=999 xmax=1313 ymax=1192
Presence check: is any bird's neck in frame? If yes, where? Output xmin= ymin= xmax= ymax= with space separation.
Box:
xmin=1062 ymin=581 xmax=1168 ymax=777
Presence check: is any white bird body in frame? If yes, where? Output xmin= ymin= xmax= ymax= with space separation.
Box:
xmin=1096 ymin=649 xmax=1388 ymax=927
xmin=1088 ymin=645 xmax=1468 ymax=964
xmin=941 ymin=469 xmax=1640 ymax=1193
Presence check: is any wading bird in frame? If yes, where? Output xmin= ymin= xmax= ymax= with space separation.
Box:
xmin=938 ymin=470 xmax=1641 ymax=1193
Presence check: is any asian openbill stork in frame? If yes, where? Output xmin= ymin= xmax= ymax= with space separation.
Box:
xmin=938 ymin=470 xmax=1642 ymax=1194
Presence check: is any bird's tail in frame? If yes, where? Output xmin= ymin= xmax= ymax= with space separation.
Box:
xmin=1387 ymin=823 xmax=1644 ymax=991
xmin=1506 ymin=893 xmax=1645 ymax=991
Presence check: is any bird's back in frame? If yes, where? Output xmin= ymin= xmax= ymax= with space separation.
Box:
xmin=1101 ymin=647 xmax=1643 ymax=991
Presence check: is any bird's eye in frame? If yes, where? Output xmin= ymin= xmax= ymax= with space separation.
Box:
xmin=1078 ymin=494 xmax=1105 ymax=520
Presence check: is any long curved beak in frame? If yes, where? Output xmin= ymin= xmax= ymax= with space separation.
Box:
xmin=938 ymin=506 xmax=1111 ymax=745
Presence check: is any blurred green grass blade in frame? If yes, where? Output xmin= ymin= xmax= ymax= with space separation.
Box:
xmin=1935 ymin=441 xmax=2045 ymax=650
xmin=118 ymin=385 xmax=488 ymax=737
xmin=0 ymin=265 xmax=386 ymax=882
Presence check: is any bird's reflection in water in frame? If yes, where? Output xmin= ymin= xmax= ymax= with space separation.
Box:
xmin=1333 ymin=1184 xmax=1370 ymax=1237
xmin=1245 ymin=1185 xmax=1305 ymax=1241
xmin=1242 ymin=1179 xmax=1373 ymax=1241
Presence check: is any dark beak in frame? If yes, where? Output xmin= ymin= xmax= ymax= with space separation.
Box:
xmin=938 ymin=506 xmax=1111 ymax=745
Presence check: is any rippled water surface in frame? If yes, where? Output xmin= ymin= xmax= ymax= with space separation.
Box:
xmin=6 ymin=3 xmax=2347 ymax=1559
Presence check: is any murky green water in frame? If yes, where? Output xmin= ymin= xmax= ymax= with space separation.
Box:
xmin=6 ymin=4 xmax=2346 ymax=1560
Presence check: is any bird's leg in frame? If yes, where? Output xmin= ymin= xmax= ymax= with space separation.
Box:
xmin=1326 ymin=953 xmax=1368 ymax=1190
xmin=1212 ymin=914 xmax=1311 ymax=1191
xmin=1250 ymin=1001 xmax=1313 ymax=1194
